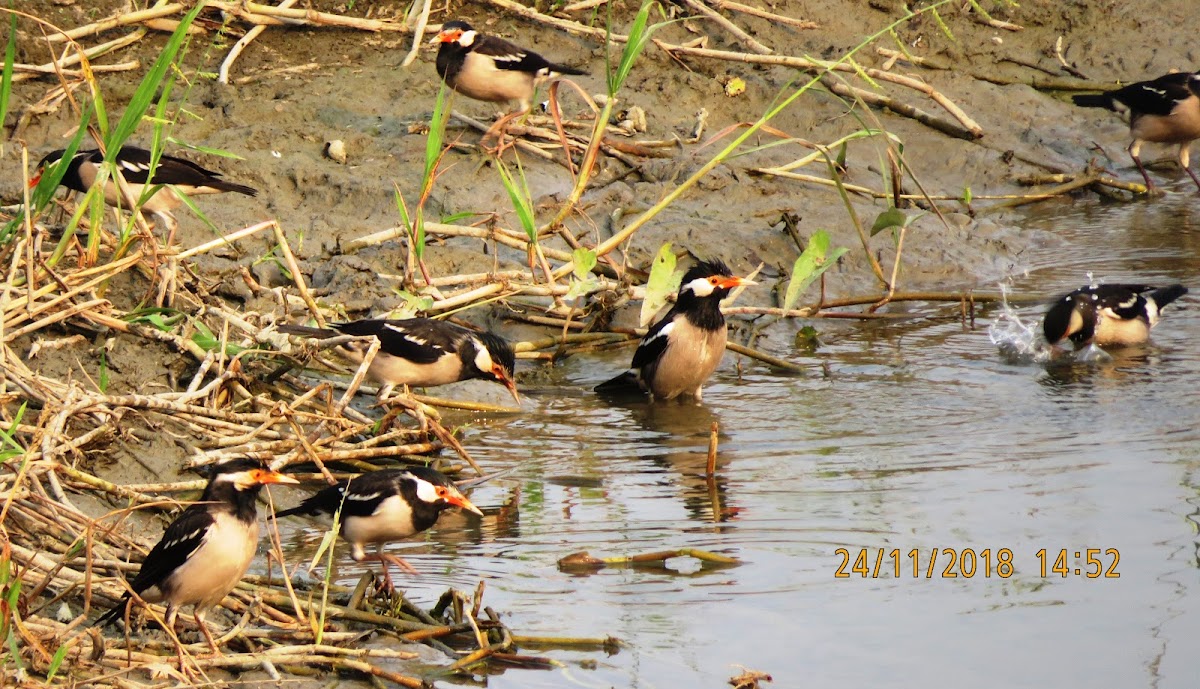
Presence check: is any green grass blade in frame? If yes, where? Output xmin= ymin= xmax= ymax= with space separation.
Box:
xmin=0 ymin=10 xmax=16 ymax=150
xmin=496 ymin=160 xmax=537 ymax=244
xmin=108 ymin=3 xmax=203 ymax=151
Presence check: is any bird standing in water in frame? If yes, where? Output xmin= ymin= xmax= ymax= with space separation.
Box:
xmin=596 ymin=259 xmax=755 ymax=401
xmin=1043 ymin=283 xmax=1187 ymax=348
xmin=275 ymin=466 xmax=482 ymax=591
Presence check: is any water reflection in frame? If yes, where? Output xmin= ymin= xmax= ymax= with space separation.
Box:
xmin=276 ymin=196 xmax=1200 ymax=689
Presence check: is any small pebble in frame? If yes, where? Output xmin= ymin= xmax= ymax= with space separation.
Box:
xmin=324 ymin=139 xmax=347 ymax=164
xmin=56 ymin=602 xmax=73 ymax=623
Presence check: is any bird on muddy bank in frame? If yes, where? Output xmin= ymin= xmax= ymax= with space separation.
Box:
xmin=1071 ymin=71 xmax=1200 ymax=192
xmin=94 ymin=459 xmax=298 ymax=656
xmin=30 ymin=146 xmax=258 ymax=242
xmin=276 ymin=317 xmax=520 ymax=404
xmin=431 ymin=19 xmax=587 ymax=137
xmin=274 ymin=466 xmax=482 ymax=591
xmin=1043 ymin=283 xmax=1188 ymax=349
xmin=595 ymin=259 xmax=755 ymax=402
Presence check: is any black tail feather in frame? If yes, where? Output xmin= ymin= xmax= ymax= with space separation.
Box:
xmin=212 ymin=180 xmax=258 ymax=197
xmin=1149 ymin=284 xmax=1188 ymax=310
xmin=594 ymin=371 xmax=642 ymax=394
xmin=276 ymin=323 xmax=336 ymax=338
xmin=548 ymin=62 xmax=588 ymax=77
xmin=1072 ymin=93 xmax=1114 ymax=109
xmin=94 ymin=596 xmax=131 ymax=628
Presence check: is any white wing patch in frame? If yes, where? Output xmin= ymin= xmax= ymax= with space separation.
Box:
xmin=492 ymin=51 xmax=528 ymax=65
xmin=644 ymin=321 xmax=675 ymax=346
xmin=120 ymin=160 xmax=151 ymax=173
xmin=345 ymin=489 xmax=382 ymax=502
xmin=163 ymin=528 xmax=206 ymax=551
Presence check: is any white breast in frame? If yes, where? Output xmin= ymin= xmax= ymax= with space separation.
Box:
xmin=154 ymin=513 xmax=259 ymax=613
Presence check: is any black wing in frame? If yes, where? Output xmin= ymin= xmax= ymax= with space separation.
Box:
xmin=126 ymin=505 xmax=215 ymax=594
xmin=277 ymin=470 xmax=405 ymax=520
xmin=630 ymin=310 xmax=678 ymax=371
xmin=335 ymin=318 xmax=466 ymax=365
xmin=1113 ymin=73 xmax=1199 ymax=117
xmin=473 ymin=34 xmax=556 ymax=75
xmin=113 ymin=146 xmax=256 ymax=196
xmin=1090 ymin=284 xmax=1151 ymax=320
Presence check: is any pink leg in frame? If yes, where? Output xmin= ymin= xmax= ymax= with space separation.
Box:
xmin=1129 ymin=139 xmax=1156 ymax=191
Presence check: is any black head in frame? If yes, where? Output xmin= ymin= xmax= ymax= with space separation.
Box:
xmin=1043 ymin=288 xmax=1096 ymax=346
xmin=433 ymin=20 xmax=476 ymax=49
xmin=201 ymin=458 xmax=299 ymax=500
xmin=401 ymin=466 xmax=482 ymax=516
xmin=677 ymin=258 xmax=753 ymax=300
xmin=467 ymin=331 xmax=520 ymax=404
xmin=37 ymin=149 xmax=68 ymax=171
xmin=29 ymin=149 xmax=76 ymax=191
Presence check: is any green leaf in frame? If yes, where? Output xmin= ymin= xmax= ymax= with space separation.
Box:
xmin=640 ymin=243 xmax=681 ymax=327
xmin=572 ymin=248 xmax=597 ymax=280
xmin=783 ymin=230 xmax=848 ymax=311
xmin=46 ymin=643 xmax=69 ymax=682
xmin=961 ymin=186 xmax=973 ymax=204
xmin=870 ymin=207 xmax=908 ymax=236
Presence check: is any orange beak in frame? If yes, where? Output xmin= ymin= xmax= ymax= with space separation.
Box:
xmin=430 ymin=28 xmax=463 ymax=45
xmin=718 ymin=276 xmax=756 ymax=289
xmin=494 ymin=367 xmax=521 ymax=405
xmin=251 ymin=468 xmax=300 ymax=486
xmin=447 ymin=491 xmax=483 ymax=516
xmin=28 ymin=170 xmax=43 ymax=189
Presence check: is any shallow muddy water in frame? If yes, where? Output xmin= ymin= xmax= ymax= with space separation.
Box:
xmin=281 ymin=181 xmax=1200 ymax=688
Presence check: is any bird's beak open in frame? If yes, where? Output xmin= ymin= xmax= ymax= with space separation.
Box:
xmin=719 ymin=276 xmax=756 ymax=289
xmin=430 ymin=28 xmax=461 ymax=45
xmin=448 ymin=491 xmax=484 ymax=517
xmin=252 ymin=469 xmax=300 ymax=486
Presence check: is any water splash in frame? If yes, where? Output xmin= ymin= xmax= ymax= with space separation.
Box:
xmin=988 ymin=283 xmax=1112 ymax=366
xmin=988 ymin=284 xmax=1053 ymax=364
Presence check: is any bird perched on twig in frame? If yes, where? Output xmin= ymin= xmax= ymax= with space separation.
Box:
xmin=94 ymin=459 xmax=297 ymax=656
xmin=30 ymin=146 xmax=257 ymax=242
xmin=276 ymin=317 xmax=520 ymax=404
xmin=1072 ymin=71 xmax=1200 ymax=192
xmin=596 ymin=259 xmax=755 ymax=401
xmin=274 ymin=466 xmax=482 ymax=591
xmin=1043 ymin=283 xmax=1187 ymax=349
xmin=432 ymin=19 xmax=587 ymax=139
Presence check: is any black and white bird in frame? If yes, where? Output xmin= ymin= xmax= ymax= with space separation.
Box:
xmin=277 ymin=318 xmax=519 ymax=403
xmin=94 ymin=459 xmax=297 ymax=654
xmin=1072 ymin=71 xmax=1200 ymax=191
xmin=432 ymin=19 xmax=587 ymax=123
xmin=31 ymin=146 xmax=257 ymax=240
xmin=595 ymin=259 xmax=755 ymax=401
xmin=275 ymin=466 xmax=482 ymax=590
xmin=1043 ymin=283 xmax=1188 ymax=349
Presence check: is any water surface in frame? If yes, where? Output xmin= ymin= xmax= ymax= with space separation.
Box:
xmin=287 ymin=185 xmax=1200 ymax=688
